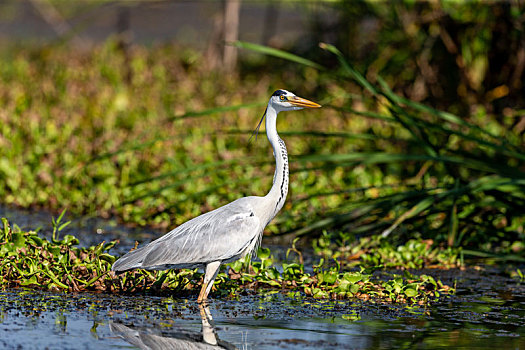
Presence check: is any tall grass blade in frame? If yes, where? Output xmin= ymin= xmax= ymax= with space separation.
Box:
xmin=319 ymin=43 xmax=377 ymax=95
xmin=233 ymin=41 xmax=325 ymax=70
xmin=381 ymin=196 xmax=436 ymax=237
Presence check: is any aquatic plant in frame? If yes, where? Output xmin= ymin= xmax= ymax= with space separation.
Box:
xmin=312 ymin=231 xmax=462 ymax=270
xmin=0 ymin=216 xmax=116 ymax=292
xmin=0 ymin=217 xmax=452 ymax=305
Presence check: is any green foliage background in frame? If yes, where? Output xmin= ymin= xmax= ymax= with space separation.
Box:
xmin=0 ymin=1 xmax=524 ymax=257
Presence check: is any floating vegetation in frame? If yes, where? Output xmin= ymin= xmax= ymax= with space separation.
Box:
xmin=313 ymin=231 xmax=462 ymax=270
xmin=0 ymin=216 xmax=116 ymax=292
xmin=0 ymin=217 xmax=453 ymax=305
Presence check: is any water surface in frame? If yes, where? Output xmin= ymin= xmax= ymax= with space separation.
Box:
xmin=1 ymin=265 xmax=524 ymax=350
xmin=1 ymin=206 xmax=524 ymax=349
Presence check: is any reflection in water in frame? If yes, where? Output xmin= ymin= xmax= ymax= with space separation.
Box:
xmin=110 ymin=304 xmax=237 ymax=349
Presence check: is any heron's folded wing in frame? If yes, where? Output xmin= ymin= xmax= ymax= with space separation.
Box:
xmin=139 ymin=202 xmax=261 ymax=268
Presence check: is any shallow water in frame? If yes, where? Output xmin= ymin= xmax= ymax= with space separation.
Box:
xmin=1 ymin=206 xmax=524 ymax=349
xmin=1 ymin=266 xmax=524 ymax=350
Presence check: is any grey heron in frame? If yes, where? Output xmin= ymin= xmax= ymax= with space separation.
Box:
xmin=112 ymin=90 xmax=321 ymax=302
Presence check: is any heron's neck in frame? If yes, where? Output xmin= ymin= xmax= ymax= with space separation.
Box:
xmin=264 ymin=105 xmax=289 ymax=220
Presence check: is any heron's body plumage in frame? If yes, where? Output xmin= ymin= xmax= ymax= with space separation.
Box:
xmin=111 ymin=90 xmax=320 ymax=302
xmin=112 ymin=197 xmax=263 ymax=271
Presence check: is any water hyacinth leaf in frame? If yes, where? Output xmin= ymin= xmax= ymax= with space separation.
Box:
xmin=404 ymin=288 xmax=418 ymax=298
xmin=27 ymin=233 xmax=43 ymax=247
xmin=336 ymin=280 xmax=351 ymax=292
xmin=318 ymin=270 xmax=338 ymax=285
xmin=282 ymin=263 xmax=299 ymax=272
xmin=48 ymin=246 xmax=62 ymax=257
xmin=98 ymin=253 xmax=116 ymax=263
xmin=350 ymin=283 xmax=360 ymax=294
xmin=343 ymin=272 xmax=362 ymax=284
xmin=313 ymin=288 xmax=330 ymax=299
xmin=342 ymin=311 xmax=361 ymax=321
xmin=62 ymin=235 xmax=79 ymax=246
xmin=20 ymin=275 xmax=40 ymax=286
xmin=11 ymin=232 xmax=25 ymax=248
xmin=228 ymin=260 xmax=243 ymax=272
xmin=257 ymin=247 xmax=271 ymax=259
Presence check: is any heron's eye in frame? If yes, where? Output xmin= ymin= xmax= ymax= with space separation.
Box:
xmin=280 ymin=95 xmax=286 ymax=101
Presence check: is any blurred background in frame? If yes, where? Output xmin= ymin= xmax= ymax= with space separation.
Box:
xmin=0 ymin=0 xmax=524 ymax=257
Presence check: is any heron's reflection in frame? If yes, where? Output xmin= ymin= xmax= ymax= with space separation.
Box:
xmin=110 ymin=304 xmax=237 ymax=349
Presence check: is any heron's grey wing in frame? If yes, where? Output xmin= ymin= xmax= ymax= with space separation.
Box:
xmin=112 ymin=243 xmax=151 ymax=271
xmin=112 ymin=198 xmax=261 ymax=271
xmin=143 ymin=201 xmax=261 ymax=267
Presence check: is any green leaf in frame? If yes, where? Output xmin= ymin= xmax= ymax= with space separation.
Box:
xmin=28 ymin=235 xmax=43 ymax=247
xmin=318 ymin=270 xmax=338 ymax=285
xmin=1 ymin=218 xmax=9 ymax=241
xmin=257 ymin=247 xmax=271 ymax=260
xmin=343 ymin=272 xmax=362 ymax=284
xmin=233 ymin=41 xmax=324 ymax=70
xmin=11 ymin=232 xmax=25 ymax=248
xmin=56 ymin=209 xmax=67 ymax=225
xmin=62 ymin=235 xmax=79 ymax=246
xmin=58 ymin=221 xmax=71 ymax=232
xmin=381 ymin=196 xmax=435 ymax=237
xmin=404 ymin=288 xmax=418 ymax=298
xmin=319 ymin=42 xmax=377 ymax=95
xmin=350 ymin=283 xmax=360 ymax=294
xmin=20 ymin=275 xmax=40 ymax=286
xmin=48 ymin=246 xmax=62 ymax=257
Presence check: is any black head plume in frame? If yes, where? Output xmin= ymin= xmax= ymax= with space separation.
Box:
xmin=249 ymin=107 xmax=267 ymax=143
xmin=272 ymin=89 xmax=287 ymax=97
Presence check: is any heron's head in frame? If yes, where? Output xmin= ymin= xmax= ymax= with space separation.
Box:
xmin=250 ymin=90 xmax=321 ymax=141
xmin=269 ymin=89 xmax=321 ymax=112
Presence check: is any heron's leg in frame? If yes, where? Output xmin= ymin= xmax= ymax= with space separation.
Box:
xmin=197 ymin=261 xmax=221 ymax=303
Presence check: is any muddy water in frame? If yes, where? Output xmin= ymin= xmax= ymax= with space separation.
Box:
xmin=1 ymin=267 xmax=524 ymax=349
xmin=0 ymin=206 xmax=524 ymax=349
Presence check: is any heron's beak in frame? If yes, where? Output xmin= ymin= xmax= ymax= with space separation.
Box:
xmin=288 ymin=96 xmax=321 ymax=108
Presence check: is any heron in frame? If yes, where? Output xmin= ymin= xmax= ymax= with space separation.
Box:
xmin=112 ymin=90 xmax=321 ymax=303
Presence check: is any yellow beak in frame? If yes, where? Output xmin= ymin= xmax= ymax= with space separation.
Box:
xmin=288 ymin=96 xmax=321 ymax=108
